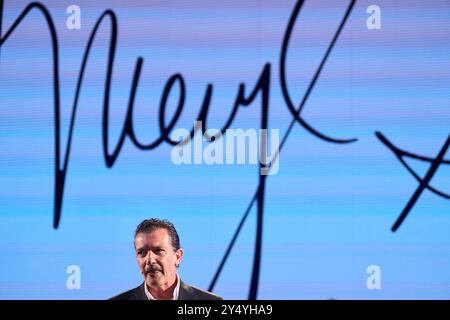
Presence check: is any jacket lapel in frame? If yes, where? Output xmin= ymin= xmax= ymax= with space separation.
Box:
xmin=178 ymin=280 xmax=196 ymax=300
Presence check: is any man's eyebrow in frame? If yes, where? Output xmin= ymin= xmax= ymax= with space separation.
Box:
xmin=136 ymin=245 xmax=164 ymax=252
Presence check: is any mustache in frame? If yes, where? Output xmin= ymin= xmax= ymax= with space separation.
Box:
xmin=144 ymin=265 xmax=163 ymax=274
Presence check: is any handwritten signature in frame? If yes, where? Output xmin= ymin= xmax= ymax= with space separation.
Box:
xmin=1 ymin=0 xmax=448 ymax=299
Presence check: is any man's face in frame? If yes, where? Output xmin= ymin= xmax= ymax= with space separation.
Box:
xmin=135 ymin=228 xmax=183 ymax=289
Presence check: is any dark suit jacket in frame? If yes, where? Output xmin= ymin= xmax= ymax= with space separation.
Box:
xmin=110 ymin=280 xmax=222 ymax=300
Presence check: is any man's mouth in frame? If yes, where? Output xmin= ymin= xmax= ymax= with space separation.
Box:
xmin=148 ymin=270 xmax=160 ymax=274
xmin=145 ymin=267 xmax=162 ymax=276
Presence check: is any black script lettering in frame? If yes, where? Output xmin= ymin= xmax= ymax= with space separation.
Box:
xmin=376 ymin=132 xmax=450 ymax=232
xmin=208 ymin=0 xmax=358 ymax=299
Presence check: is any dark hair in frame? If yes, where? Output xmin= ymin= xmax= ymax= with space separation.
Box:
xmin=134 ymin=218 xmax=180 ymax=251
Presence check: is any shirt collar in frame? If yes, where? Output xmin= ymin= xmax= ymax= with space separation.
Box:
xmin=144 ymin=274 xmax=180 ymax=300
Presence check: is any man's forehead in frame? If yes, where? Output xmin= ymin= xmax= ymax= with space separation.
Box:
xmin=135 ymin=229 xmax=171 ymax=246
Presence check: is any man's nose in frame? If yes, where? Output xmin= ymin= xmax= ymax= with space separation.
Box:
xmin=145 ymin=250 xmax=157 ymax=264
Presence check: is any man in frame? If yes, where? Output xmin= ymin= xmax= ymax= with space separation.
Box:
xmin=111 ymin=218 xmax=222 ymax=300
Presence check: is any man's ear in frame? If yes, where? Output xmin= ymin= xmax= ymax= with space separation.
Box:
xmin=175 ymin=248 xmax=183 ymax=266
